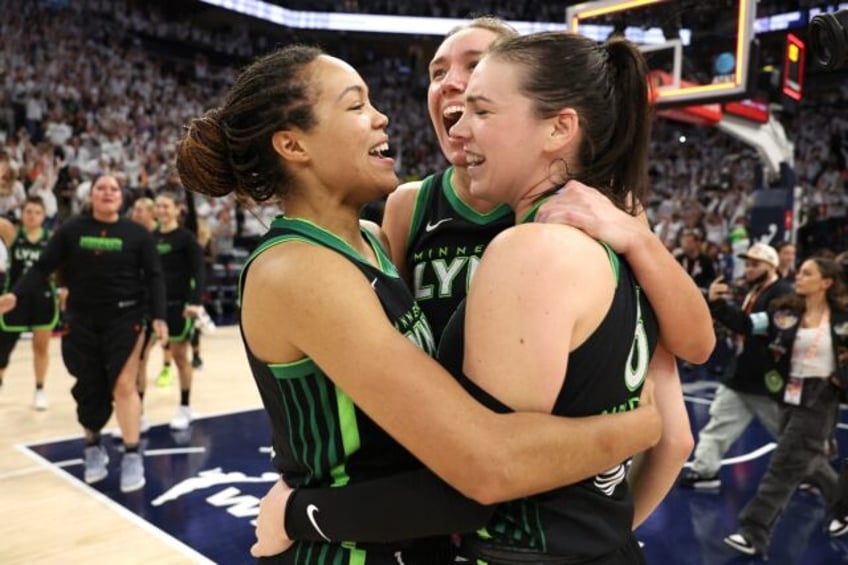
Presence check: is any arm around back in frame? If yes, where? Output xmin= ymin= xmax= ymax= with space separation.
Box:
xmin=536 ymin=182 xmax=715 ymax=363
xmin=624 ymin=228 xmax=715 ymax=363
xmin=242 ymin=240 xmax=661 ymax=505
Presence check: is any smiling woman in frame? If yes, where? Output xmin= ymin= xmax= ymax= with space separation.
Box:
xmin=176 ymin=44 xmax=662 ymax=564
xmin=0 ymin=174 xmax=168 ymax=494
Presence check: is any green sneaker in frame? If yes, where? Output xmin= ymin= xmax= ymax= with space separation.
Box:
xmin=156 ymin=365 xmax=173 ymax=387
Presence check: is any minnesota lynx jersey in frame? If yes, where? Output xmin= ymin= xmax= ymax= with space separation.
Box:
xmin=238 ymin=216 xmax=441 ymax=564
xmin=405 ymin=167 xmax=513 ymax=343
xmin=439 ymin=238 xmax=659 ymax=563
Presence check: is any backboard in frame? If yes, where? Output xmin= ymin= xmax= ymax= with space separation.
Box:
xmin=566 ymin=0 xmax=755 ymax=108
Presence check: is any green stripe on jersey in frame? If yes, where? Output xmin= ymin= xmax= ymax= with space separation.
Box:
xmin=270 ymin=358 xmax=320 ymax=380
xmin=442 ymin=167 xmax=511 ymax=224
xmin=534 ymin=503 xmax=547 ymax=551
xmin=240 ymin=218 xmax=400 ymax=303
xmin=348 ymin=548 xmax=366 ymax=565
xmin=362 ymin=229 xmax=397 ymax=276
xmin=599 ymin=242 xmax=620 ymax=287
xmin=284 ymin=378 xmax=315 ymax=481
xmin=271 ymin=361 xmax=344 ymax=485
xmin=331 ymin=389 xmax=361 ymax=487
xmin=517 ymin=196 xmax=551 ymax=224
xmin=270 ymin=216 xmax=397 ymax=276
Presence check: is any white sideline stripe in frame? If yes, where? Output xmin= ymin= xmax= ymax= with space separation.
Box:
xmin=683 ymin=395 xmax=713 ymax=406
xmin=682 ymin=381 xmax=720 ymax=393
xmin=14 ymin=443 xmax=215 ymax=564
xmin=718 ymin=443 xmax=778 ymax=465
xmin=683 ymin=442 xmax=777 ymax=469
xmin=145 ymin=447 xmax=206 ymax=456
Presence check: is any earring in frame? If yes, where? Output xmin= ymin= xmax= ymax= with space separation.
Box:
xmin=546 ymin=157 xmax=571 ymax=187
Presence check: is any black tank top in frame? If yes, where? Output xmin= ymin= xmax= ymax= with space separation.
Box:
xmin=405 ymin=167 xmax=513 ymax=343
xmin=5 ymin=227 xmax=50 ymax=290
xmin=438 ymin=239 xmax=659 ymax=563
xmin=238 ymin=216 xmax=440 ymax=564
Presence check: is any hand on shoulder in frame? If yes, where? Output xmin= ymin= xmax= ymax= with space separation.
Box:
xmin=535 ymin=180 xmax=648 ymax=255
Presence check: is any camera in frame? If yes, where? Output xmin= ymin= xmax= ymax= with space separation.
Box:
xmin=810 ymin=9 xmax=848 ymax=70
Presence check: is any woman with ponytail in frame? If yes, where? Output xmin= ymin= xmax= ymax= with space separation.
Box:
xmin=724 ymin=256 xmax=848 ymax=557
xmin=180 ymin=44 xmax=666 ymax=565
xmin=256 ymin=33 xmax=696 ymax=565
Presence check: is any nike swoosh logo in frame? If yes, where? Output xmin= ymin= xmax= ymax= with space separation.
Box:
xmin=370 ymin=277 xmax=378 ymax=289
xmin=306 ymin=504 xmax=331 ymax=542
xmin=424 ymin=218 xmax=453 ymax=232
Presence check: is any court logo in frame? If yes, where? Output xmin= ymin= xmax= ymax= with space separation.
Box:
xmin=152 ymin=467 xmax=277 ymax=507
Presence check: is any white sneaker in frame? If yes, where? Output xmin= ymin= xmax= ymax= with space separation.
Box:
xmin=84 ymin=445 xmax=109 ymax=484
xmin=33 ymin=389 xmax=48 ymax=411
xmin=169 ymin=405 xmax=193 ymax=430
xmin=120 ymin=452 xmax=145 ymax=493
xmin=723 ymin=533 xmax=760 ymax=556
xmin=830 ymin=515 xmax=848 ymax=537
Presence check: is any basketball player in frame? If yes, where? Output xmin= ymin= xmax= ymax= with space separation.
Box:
xmin=152 ymin=191 xmax=205 ymax=430
xmin=0 ymin=175 xmax=167 ymax=492
xmin=0 ymin=196 xmax=58 ymax=410
xmin=254 ymin=33 xmax=696 ymax=564
xmin=385 ymin=17 xmax=714 ymax=362
xmin=177 ymin=45 xmax=665 ymax=564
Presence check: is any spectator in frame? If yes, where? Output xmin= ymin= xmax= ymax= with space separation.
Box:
xmin=776 ymin=241 xmax=797 ymax=283
xmin=677 ymin=228 xmax=716 ymax=291
xmin=679 ymin=243 xmax=793 ymax=490
xmin=724 ymin=256 xmax=848 ymax=557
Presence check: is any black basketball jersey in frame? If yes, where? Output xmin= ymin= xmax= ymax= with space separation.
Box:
xmin=438 ymin=234 xmax=659 ymax=562
xmin=405 ymin=167 xmax=513 ymax=343
xmin=238 ymin=216 xmax=439 ymax=563
xmin=154 ymin=226 xmax=203 ymax=304
xmin=5 ymin=227 xmax=50 ymax=290
xmin=1 ymin=226 xmax=57 ymax=332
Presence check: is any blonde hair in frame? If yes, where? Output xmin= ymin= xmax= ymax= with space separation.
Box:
xmin=445 ymin=16 xmax=518 ymax=41
xmin=133 ymin=197 xmax=155 ymax=213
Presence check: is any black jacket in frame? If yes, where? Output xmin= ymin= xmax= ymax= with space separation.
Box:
xmin=756 ymin=306 xmax=848 ymax=401
xmin=709 ymin=278 xmax=794 ymax=395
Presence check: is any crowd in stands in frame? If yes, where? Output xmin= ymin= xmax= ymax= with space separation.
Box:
xmin=0 ymin=0 xmax=846 ymax=314
xmin=281 ymin=0 xmax=825 ymax=21
xmin=283 ymin=0 xmax=568 ymax=21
